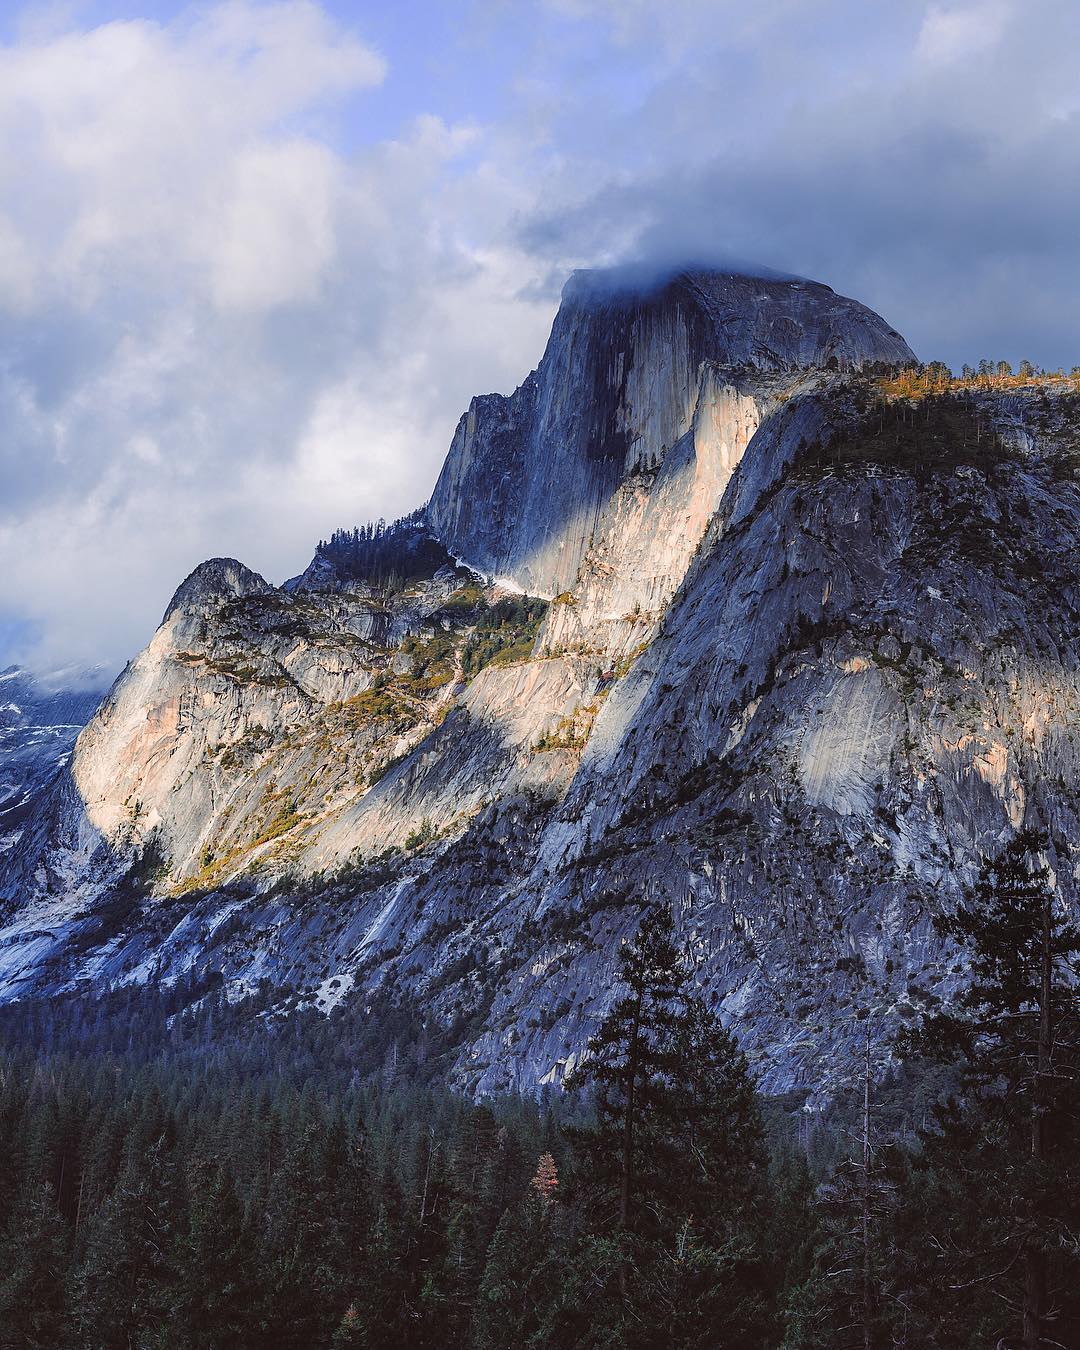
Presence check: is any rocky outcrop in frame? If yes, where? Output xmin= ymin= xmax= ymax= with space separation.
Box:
xmin=429 ymin=269 xmax=913 ymax=670
xmin=458 ymin=385 xmax=1080 ymax=1098
xmin=164 ymin=558 xmax=275 ymax=621
xmin=428 ymin=268 xmax=913 ymax=598
xmin=4 ymin=264 xmax=1079 ymax=1107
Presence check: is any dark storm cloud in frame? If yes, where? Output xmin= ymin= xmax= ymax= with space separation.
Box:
xmin=520 ymin=0 xmax=1080 ymax=371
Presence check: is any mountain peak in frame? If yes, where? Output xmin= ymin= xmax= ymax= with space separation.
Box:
xmin=556 ymin=261 xmax=914 ymax=372
xmin=560 ymin=258 xmax=808 ymax=302
xmin=428 ymin=262 xmax=914 ymax=598
xmin=163 ymin=558 xmax=273 ymax=623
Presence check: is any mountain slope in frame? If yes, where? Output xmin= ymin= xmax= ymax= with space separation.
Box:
xmin=3 ymin=267 xmax=1078 ymax=1103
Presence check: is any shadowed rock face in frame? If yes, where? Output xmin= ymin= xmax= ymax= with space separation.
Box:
xmin=4 ymin=264 xmax=1080 ymax=1107
xmin=427 ymin=268 xmax=915 ymax=600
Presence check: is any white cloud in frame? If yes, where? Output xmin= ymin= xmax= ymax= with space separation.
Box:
xmin=916 ymin=2 xmax=1011 ymax=65
xmin=516 ymin=0 xmax=1080 ymax=375
xmin=208 ymin=139 xmax=340 ymax=311
xmin=0 ymin=213 xmax=35 ymax=310
xmin=0 ymin=2 xmax=385 ymax=310
xmin=0 ymin=4 xmax=556 ymax=673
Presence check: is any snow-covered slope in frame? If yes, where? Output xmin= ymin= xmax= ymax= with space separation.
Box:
xmin=0 ymin=667 xmax=107 ymax=854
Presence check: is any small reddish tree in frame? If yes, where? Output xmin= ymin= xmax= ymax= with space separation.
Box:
xmin=530 ymin=1153 xmax=559 ymax=1207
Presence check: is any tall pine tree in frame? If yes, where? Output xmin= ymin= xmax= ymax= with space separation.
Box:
xmin=902 ymin=829 xmax=1080 ymax=1348
xmin=570 ymin=904 xmax=773 ymax=1347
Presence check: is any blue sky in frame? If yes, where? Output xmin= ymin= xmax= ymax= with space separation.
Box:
xmin=0 ymin=0 xmax=1077 ymax=672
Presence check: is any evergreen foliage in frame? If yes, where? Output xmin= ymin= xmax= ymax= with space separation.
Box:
xmin=788 ymin=831 xmax=1080 ymax=1348
xmin=315 ymin=512 xmax=453 ymax=592
xmin=460 ymin=595 xmax=549 ymax=675
xmin=564 ymin=907 xmax=776 ymax=1347
xmin=878 ymin=360 xmax=1080 ymax=398
xmin=897 ymin=830 xmax=1080 ymax=1348
xmin=2 ymin=833 xmax=1079 ymax=1345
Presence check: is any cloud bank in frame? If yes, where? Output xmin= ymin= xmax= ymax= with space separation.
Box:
xmin=1 ymin=0 xmax=1076 ymax=672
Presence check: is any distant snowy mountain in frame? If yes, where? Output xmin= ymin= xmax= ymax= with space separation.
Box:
xmin=0 ymin=667 xmax=110 ymax=855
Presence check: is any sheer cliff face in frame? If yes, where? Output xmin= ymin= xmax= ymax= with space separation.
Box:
xmin=462 ymin=388 xmax=1080 ymax=1099
xmin=6 ymin=265 xmax=1080 ymax=1104
xmin=427 ymin=268 xmax=914 ymax=609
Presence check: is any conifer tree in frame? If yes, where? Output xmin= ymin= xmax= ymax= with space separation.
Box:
xmin=348 ymin=1163 xmax=412 ymax=1340
xmin=902 ymin=829 xmax=1080 ymax=1349
xmin=0 ymin=1179 xmax=68 ymax=1347
xmin=571 ymin=905 xmax=774 ymax=1347
xmin=530 ymin=1153 xmax=559 ymax=1206
xmin=169 ymin=1160 xmax=257 ymax=1348
xmin=663 ymin=997 xmax=772 ymax=1343
xmin=261 ymin=1117 xmax=346 ymax=1347
xmin=331 ymin=1302 xmax=366 ymax=1348
xmin=572 ymin=906 xmax=686 ymax=1251
xmin=471 ymin=1206 xmax=538 ymax=1349
xmin=69 ymin=1137 xmax=179 ymax=1347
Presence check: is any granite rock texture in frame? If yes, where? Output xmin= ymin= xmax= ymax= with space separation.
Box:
xmin=3 ymin=267 xmax=1079 ymax=1105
